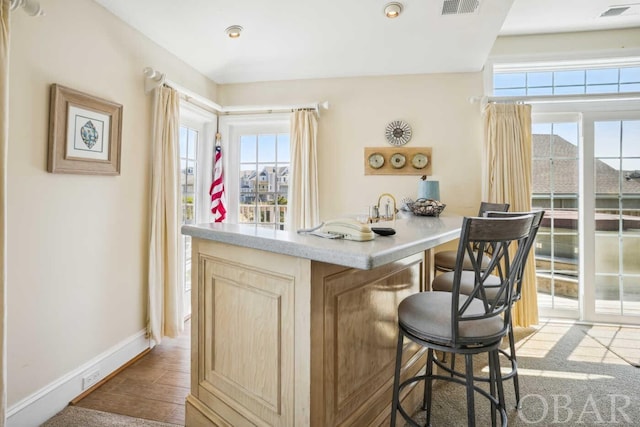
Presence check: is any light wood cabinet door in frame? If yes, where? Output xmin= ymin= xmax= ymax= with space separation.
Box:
xmin=190 ymin=240 xmax=311 ymax=426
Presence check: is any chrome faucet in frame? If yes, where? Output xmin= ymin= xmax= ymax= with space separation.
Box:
xmin=376 ymin=193 xmax=397 ymax=222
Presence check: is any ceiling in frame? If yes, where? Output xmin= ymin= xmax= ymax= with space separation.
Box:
xmin=93 ymin=0 xmax=640 ymax=84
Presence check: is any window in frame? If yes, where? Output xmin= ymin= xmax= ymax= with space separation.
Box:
xmin=179 ymin=125 xmax=197 ymax=317
xmin=220 ymin=114 xmax=291 ymax=230
xmin=179 ymin=102 xmax=216 ymax=316
xmin=491 ymin=59 xmax=640 ymax=324
xmin=531 ymin=117 xmax=581 ymax=316
xmin=493 ymin=64 xmax=640 ymax=97
xmin=239 ymin=133 xmax=290 ymax=230
xmin=531 ymin=115 xmax=640 ymax=323
xmin=591 ymin=117 xmax=640 ymax=317
xmin=180 ymin=126 xmax=198 ymax=228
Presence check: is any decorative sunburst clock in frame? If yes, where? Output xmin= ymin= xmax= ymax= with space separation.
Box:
xmin=385 ymin=120 xmax=412 ymax=146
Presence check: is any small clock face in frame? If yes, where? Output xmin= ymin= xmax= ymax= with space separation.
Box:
xmin=411 ymin=153 xmax=429 ymax=169
xmin=390 ymin=153 xmax=406 ymax=169
xmin=368 ymin=153 xmax=385 ymax=169
xmin=385 ymin=120 xmax=412 ymax=146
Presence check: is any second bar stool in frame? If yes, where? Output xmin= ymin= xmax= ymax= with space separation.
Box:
xmin=390 ymin=214 xmax=534 ymax=427
xmin=433 ymin=202 xmax=510 ymax=274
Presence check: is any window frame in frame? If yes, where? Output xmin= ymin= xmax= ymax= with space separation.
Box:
xmin=485 ymin=56 xmax=640 ymax=98
xmin=178 ymin=101 xmax=216 ymax=316
xmin=218 ymin=113 xmax=291 ymax=225
xmin=487 ymin=58 xmax=640 ymax=324
xmin=180 ymin=101 xmax=217 ymax=224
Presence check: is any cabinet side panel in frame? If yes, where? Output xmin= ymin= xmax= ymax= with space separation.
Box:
xmin=189 ymin=240 xmax=310 ymax=427
xmin=313 ymin=253 xmax=426 ymax=426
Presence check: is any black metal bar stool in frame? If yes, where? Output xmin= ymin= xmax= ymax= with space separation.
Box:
xmin=431 ymin=210 xmax=544 ymax=408
xmin=390 ymin=214 xmax=533 ymax=427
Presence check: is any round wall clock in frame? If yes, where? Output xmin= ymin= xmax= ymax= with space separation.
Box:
xmin=385 ymin=120 xmax=412 ymax=146
xmin=411 ymin=153 xmax=429 ymax=169
xmin=390 ymin=153 xmax=406 ymax=168
xmin=368 ymin=152 xmax=385 ymax=169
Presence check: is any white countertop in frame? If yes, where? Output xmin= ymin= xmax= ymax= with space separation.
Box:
xmin=182 ymin=214 xmax=463 ymax=270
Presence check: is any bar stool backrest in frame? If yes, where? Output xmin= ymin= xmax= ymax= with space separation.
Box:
xmin=485 ymin=210 xmax=546 ymax=303
xmin=471 ymin=202 xmax=510 ymax=253
xmin=478 ymin=202 xmax=510 ymax=216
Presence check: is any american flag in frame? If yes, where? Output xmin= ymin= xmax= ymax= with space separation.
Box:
xmin=209 ymin=145 xmax=227 ymax=222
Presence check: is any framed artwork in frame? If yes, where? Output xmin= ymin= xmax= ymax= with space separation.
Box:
xmin=48 ymin=84 xmax=123 ymax=175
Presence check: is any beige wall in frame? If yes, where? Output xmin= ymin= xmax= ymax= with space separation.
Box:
xmin=490 ymin=28 xmax=640 ymax=61
xmin=219 ymin=73 xmax=485 ymax=220
xmin=7 ymin=0 xmax=216 ymax=405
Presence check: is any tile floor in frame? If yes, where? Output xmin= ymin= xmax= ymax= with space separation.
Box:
xmin=74 ymin=324 xmax=190 ymax=426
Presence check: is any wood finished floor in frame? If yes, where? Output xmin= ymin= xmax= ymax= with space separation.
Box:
xmin=74 ymin=323 xmax=190 ymax=426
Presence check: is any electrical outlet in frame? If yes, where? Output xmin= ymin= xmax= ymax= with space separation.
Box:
xmin=82 ymin=369 xmax=101 ymax=390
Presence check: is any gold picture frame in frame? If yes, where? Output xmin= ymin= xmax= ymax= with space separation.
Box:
xmin=48 ymin=84 xmax=123 ymax=175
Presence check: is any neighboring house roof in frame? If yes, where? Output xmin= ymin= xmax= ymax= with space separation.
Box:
xmin=533 ymin=134 xmax=640 ymax=230
xmin=240 ymin=170 xmax=256 ymax=181
xmin=261 ymin=166 xmax=289 ymax=176
xmin=240 ymin=166 xmax=289 ymax=179
xmin=532 ymin=134 xmax=640 ymax=195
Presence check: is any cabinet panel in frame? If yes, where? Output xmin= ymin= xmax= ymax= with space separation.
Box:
xmin=312 ymin=253 xmax=425 ymax=426
xmin=198 ymin=254 xmax=295 ymax=426
xmin=188 ymin=239 xmax=429 ymax=426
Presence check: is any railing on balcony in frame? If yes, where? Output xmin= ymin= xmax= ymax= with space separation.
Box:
xmin=239 ymin=196 xmax=287 ymax=230
xmin=533 ymin=194 xmax=640 ymax=316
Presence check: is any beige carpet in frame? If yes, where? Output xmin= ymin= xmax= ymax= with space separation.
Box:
xmin=408 ymin=321 xmax=640 ymax=426
xmin=41 ymin=406 xmax=181 ymax=427
xmin=580 ymin=323 xmax=640 ymax=367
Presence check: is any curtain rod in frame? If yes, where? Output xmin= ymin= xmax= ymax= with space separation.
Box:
xmin=469 ymin=92 xmax=640 ymax=105
xmin=143 ymin=67 xmax=329 ymax=115
xmin=144 ymin=67 xmax=223 ymax=112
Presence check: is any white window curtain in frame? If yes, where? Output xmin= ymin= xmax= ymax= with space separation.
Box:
xmin=288 ymin=110 xmax=319 ymax=230
xmin=148 ymin=86 xmax=183 ymax=344
xmin=0 ymin=1 xmax=8 ymax=424
xmin=482 ymin=102 xmax=538 ymax=327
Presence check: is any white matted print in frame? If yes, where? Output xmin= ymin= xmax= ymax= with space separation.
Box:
xmin=48 ymin=84 xmax=122 ymax=175
xmin=66 ymin=105 xmax=111 ymax=161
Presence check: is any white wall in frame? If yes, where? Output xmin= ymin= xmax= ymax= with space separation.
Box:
xmin=7 ymin=0 xmax=216 ymax=413
xmin=218 ymin=73 xmax=485 ymax=221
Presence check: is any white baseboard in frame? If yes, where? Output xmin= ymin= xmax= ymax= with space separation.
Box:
xmin=7 ymin=329 xmax=150 ymax=427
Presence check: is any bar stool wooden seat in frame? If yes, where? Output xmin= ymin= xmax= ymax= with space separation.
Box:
xmin=390 ymin=214 xmax=534 ymax=427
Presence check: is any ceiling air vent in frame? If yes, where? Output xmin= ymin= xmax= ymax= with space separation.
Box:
xmin=601 ymin=6 xmax=631 ymax=16
xmin=442 ymin=0 xmax=480 ymax=15
xmin=600 ymin=3 xmax=640 ymax=17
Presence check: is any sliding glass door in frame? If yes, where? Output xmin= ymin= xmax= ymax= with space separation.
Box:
xmin=533 ymin=111 xmax=640 ymax=325
xmin=532 ymin=115 xmax=581 ymax=319
xmin=583 ymin=113 xmax=640 ymax=323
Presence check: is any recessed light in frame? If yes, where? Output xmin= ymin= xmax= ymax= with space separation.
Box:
xmin=384 ymin=2 xmax=403 ymax=18
xmin=225 ymin=25 xmax=243 ymax=38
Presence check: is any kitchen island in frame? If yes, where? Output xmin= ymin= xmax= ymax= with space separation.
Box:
xmin=182 ymin=214 xmax=462 ymax=426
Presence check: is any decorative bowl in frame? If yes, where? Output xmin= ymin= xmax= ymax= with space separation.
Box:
xmin=408 ymin=199 xmax=446 ymax=217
